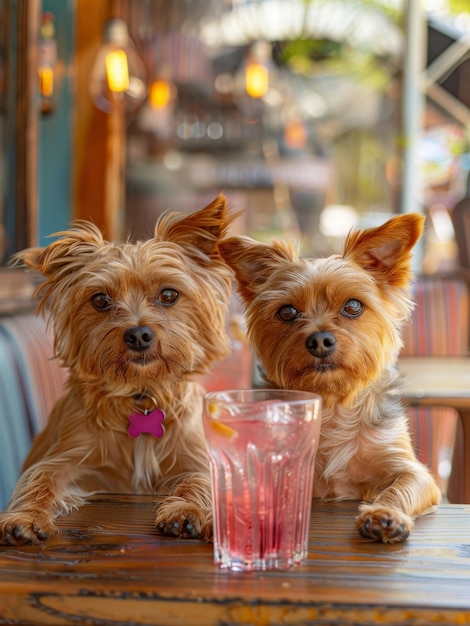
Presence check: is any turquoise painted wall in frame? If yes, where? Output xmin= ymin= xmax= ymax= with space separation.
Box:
xmin=38 ymin=0 xmax=75 ymax=244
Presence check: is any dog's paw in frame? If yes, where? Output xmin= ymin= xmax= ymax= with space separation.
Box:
xmin=357 ymin=504 xmax=413 ymax=543
xmin=155 ymin=499 xmax=212 ymax=541
xmin=0 ymin=511 xmax=57 ymax=546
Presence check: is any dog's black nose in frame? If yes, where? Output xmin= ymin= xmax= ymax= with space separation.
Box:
xmin=306 ymin=331 xmax=336 ymax=357
xmin=124 ymin=326 xmax=155 ymax=352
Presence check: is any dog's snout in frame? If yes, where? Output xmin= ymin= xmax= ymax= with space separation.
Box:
xmin=124 ymin=326 xmax=155 ymax=352
xmin=306 ymin=331 xmax=336 ymax=357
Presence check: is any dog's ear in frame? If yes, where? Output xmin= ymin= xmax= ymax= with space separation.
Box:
xmin=11 ymin=220 xmax=105 ymax=278
xmin=218 ymin=236 xmax=296 ymax=302
xmin=156 ymin=194 xmax=237 ymax=257
xmin=343 ymin=213 xmax=425 ymax=287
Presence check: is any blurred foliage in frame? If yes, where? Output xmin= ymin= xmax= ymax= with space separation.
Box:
xmin=274 ymin=0 xmax=402 ymax=88
xmin=298 ymin=0 xmax=401 ymax=21
xmin=448 ymin=0 xmax=470 ymax=15
xmin=278 ymin=40 xmax=395 ymax=90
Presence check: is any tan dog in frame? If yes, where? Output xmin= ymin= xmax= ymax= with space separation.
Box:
xmin=0 ymin=195 xmax=234 ymax=545
xmin=219 ymin=213 xmax=441 ymax=543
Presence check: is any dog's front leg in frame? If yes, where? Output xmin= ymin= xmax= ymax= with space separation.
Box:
xmin=0 ymin=459 xmax=88 ymax=545
xmin=155 ymin=471 xmax=213 ymax=541
xmin=357 ymin=459 xmax=441 ymax=543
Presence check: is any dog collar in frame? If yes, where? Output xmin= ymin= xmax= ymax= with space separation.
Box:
xmin=128 ymin=407 xmax=166 ymax=438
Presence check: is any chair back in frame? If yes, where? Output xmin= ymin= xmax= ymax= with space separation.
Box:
xmin=451 ymin=197 xmax=470 ymax=270
xmin=402 ymin=274 xmax=470 ymax=496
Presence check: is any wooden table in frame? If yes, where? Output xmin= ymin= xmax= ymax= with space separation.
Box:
xmin=0 ymin=495 xmax=469 ymax=625
xmin=400 ymin=356 xmax=470 ymax=409
xmin=399 ymin=356 xmax=470 ymax=503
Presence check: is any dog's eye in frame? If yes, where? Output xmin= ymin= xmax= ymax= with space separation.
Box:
xmin=341 ymin=299 xmax=364 ymax=318
xmin=91 ymin=293 xmax=113 ymax=311
xmin=158 ymin=288 xmax=179 ymax=305
xmin=277 ymin=305 xmax=300 ymax=322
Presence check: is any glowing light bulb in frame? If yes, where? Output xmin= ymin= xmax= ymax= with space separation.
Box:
xmin=38 ymin=12 xmax=57 ymax=114
xmin=245 ymin=42 xmax=271 ymax=99
xmin=284 ymin=119 xmax=307 ymax=150
xmin=90 ymin=18 xmax=146 ymax=113
xmin=245 ymin=62 xmax=269 ymax=99
xmin=39 ymin=66 xmax=54 ymax=98
xmin=138 ymin=69 xmax=177 ymax=134
xmin=105 ymin=50 xmax=129 ymax=92
xmin=149 ymin=79 xmax=172 ymax=109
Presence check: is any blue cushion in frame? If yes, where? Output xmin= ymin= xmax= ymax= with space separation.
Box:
xmin=0 ymin=333 xmax=33 ymax=509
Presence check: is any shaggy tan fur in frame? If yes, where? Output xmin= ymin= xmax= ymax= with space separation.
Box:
xmin=219 ymin=213 xmax=441 ymax=543
xmin=0 ymin=195 xmax=235 ymax=545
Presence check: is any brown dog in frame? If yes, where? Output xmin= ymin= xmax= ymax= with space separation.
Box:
xmin=219 ymin=213 xmax=441 ymax=543
xmin=0 ymin=195 xmax=234 ymax=545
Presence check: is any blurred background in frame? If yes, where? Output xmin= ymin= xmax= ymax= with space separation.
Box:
xmin=1 ymin=0 xmax=470 ymax=503
xmin=1 ymin=0 xmax=469 ymax=271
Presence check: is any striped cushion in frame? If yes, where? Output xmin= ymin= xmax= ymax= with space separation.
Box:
xmin=401 ymin=276 xmax=469 ymax=494
xmin=0 ymin=314 xmax=68 ymax=433
xmin=0 ymin=334 xmax=34 ymax=509
xmin=402 ymin=277 xmax=469 ymax=356
xmin=0 ymin=314 xmax=67 ymax=508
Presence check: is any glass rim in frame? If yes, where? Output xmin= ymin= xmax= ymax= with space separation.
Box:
xmin=204 ymin=388 xmax=322 ymax=407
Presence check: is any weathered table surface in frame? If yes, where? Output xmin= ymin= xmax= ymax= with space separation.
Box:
xmin=0 ymin=495 xmax=469 ymax=625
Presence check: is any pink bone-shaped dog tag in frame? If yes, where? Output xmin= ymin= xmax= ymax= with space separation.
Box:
xmin=127 ymin=408 xmax=166 ymax=438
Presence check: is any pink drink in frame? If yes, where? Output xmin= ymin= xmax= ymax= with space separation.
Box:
xmin=203 ymin=390 xmax=321 ymax=571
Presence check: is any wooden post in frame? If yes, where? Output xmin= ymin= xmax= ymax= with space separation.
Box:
xmin=105 ymin=97 xmax=125 ymax=241
xmin=74 ymin=0 xmax=127 ymax=240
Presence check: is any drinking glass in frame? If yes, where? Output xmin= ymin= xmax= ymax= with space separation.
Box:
xmin=203 ymin=388 xmax=322 ymax=571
